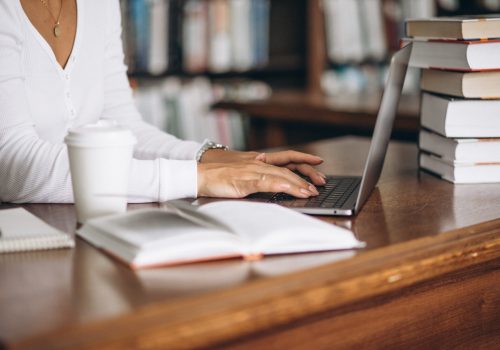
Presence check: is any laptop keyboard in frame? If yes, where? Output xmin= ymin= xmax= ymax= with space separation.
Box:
xmin=268 ymin=177 xmax=361 ymax=209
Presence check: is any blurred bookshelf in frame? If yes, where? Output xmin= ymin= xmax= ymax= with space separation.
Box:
xmin=215 ymin=90 xmax=420 ymax=148
xmin=121 ymin=0 xmax=500 ymax=150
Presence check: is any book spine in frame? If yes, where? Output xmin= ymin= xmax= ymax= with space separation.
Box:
xmin=230 ymin=0 xmax=253 ymax=71
xmin=359 ymin=0 xmax=387 ymax=61
xmin=131 ymin=0 xmax=150 ymax=73
xmin=148 ymin=0 xmax=169 ymax=75
xmin=323 ymin=0 xmax=365 ymax=63
xmin=208 ymin=0 xmax=232 ymax=72
xmin=183 ymin=0 xmax=209 ymax=73
xmin=252 ymin=0 xmax=270 ymax=67
xmin=168 ymin=0 xmax=184 ymax=72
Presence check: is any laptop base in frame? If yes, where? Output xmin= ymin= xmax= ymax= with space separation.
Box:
xmin=247 ymin=176 xmax=361 ymax=216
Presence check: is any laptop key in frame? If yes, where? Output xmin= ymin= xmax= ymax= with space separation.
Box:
xmin=266 ymin=177 xmax=361 ymax=210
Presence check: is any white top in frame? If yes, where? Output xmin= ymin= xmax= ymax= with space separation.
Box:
xmin=0 ymin=0 xmax=202 ymax=203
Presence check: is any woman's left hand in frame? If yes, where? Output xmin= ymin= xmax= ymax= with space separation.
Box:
xmin=200 ymin=149 xmax=327 ymax=186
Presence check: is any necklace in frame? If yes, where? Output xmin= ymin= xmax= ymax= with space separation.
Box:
xmin=39 ymin=0 xmax=63 ymax=38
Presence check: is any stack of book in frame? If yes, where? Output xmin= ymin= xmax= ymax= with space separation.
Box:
xmin=406 ymin=15 xmax=500 ymax=184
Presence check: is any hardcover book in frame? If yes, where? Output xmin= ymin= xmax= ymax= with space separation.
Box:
xmin=420 ymin=69 xmax=500 ymax=99
xmin=408 ymin=38 xmax=500 ymax=71
xmin=420 ymin=93 xmax=500 ymax=137
xmin=419 ymin=129 xmax=500 ymax=163
xmin=420 ymin=152 xmax=500 ymax=184
xmin=78 ymin=201 xmax=364 ymax=269
xmin=406 ymin=15 xmax=500 ymax=40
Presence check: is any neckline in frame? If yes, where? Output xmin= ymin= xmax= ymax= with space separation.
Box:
xmin=16 ymin=0 xmax=83 ymax=73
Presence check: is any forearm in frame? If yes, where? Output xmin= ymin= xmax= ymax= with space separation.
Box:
xmin=0 ymin=128 xmax=74 ymax=203
xmin=101 ymin=71 xmax=202 ymax=161
xmin=129 ymin=158 xmax=197 ymax=202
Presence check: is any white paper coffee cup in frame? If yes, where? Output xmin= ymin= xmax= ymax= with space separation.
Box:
xmin=64 ymin=121 xmax=137 ymax=223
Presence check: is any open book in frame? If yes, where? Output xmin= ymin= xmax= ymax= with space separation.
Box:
xmin=77 ymin=201 xmax=364 ymax=269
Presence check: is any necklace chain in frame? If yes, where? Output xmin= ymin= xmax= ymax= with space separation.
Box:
xmin=39 ymin=0 xmax=63 ymax=37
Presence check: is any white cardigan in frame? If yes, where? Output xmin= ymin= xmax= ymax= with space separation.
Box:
xmin=0 ymin=0 xmax=202 ymax=203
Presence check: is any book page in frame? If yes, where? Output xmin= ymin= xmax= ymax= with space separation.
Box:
xmin=79 ymin=209 xmax=244 ymax=267
xmin=198 ymin=201 xmax=363 ymax=255
xmin=93 ymin=209 xmax=228 ymax=247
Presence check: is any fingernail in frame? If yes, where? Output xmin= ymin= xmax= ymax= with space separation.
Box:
xmin=319 ymin=172 xmax=327 ymax=179
xmin=309 ymin=184 xmax=319 ymax=195
xmin=279 ymin=183 xmax=291 ymax=190
xmin=300 ymin=188 xmax=311 ymax=196
xmin=256 ymin=153 xmax=266 ymax=161
xmin=319 ymin=177 xmax=327 ymax=185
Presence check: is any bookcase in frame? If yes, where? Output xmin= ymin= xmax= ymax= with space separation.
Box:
xmin=214 ymin=0 xmax=425 ymax=148
xmin=217 ymin=0 xmax=500 ymax=149
xmin=125 ymin=0 xmax=307 ymax=85
xmin=122 ymin=0 xmax=309 ymax=150
xmin=123 ymin=0 xmax=500 ymax=150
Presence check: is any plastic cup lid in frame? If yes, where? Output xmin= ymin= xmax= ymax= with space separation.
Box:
xmin=64 ymin=120 xmax=137 ymax=148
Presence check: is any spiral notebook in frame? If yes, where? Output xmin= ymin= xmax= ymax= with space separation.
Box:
xmin=0 ymin=208 xmax=74 ymax=253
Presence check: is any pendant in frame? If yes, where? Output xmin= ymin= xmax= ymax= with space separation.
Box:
xmin=54 ymin=23 xmax=61 ymax=38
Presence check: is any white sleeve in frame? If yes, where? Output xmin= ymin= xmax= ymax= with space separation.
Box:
xmin=0 ymin=2 xmax=197 ymax=203
xmin=101 ymin=0 xmax=199 ymax=201
xmin=0 ymin=4 xmax=74 ymax=203
xmin=102 ymin=0 xmax=202 ymax=161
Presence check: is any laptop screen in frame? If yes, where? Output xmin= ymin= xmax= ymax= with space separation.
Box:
xmin=354 ymin=44 xmax=413 ymax=213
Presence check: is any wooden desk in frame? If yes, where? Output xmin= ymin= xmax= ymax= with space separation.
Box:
xmin=1 ymin=137 xmax=499 ymax=350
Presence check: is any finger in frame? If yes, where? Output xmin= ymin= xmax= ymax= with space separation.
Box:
xmin=255 ymin=153 xmax=266 ymax=162
xmin=250 ymin=163 xmax=319 ymax=195
xmin=287 ymin=164 xmax=327 ymax=186
xmin=238 ymin=174 xmax=314 ymax=199
xmin=258 ymin=151 xmax=323 ymax=166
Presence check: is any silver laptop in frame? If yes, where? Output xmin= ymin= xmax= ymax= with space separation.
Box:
xmin=246 ymin=44 xmax=413 ymax=216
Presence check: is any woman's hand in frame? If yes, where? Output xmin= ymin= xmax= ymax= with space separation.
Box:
xmin=255 ymin=151 xmax=326 ymax=186
xmin=200 ymin=149 xmax=327 ymax=186
xmin=197 ymin=160 xmax=320 ymax=199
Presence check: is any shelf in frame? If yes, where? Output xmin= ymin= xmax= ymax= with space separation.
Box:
xmin=127 ymin=56 xmax=305 ymax=81
xmin=214 ymin=90 xmax=420 ymax=132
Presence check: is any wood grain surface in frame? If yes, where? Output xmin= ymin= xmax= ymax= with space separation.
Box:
xmin=1 ymin=137 xmax=499 ymax=350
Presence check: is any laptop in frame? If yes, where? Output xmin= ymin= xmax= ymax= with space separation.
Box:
xmin=246 ymin=44 xmax=413 ymax=216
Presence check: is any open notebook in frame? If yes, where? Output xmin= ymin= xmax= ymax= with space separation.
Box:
xmin=0 ymin=208 xmax=74 ymax=253
xmin=78 ymin=201 xmax=365 ymax=269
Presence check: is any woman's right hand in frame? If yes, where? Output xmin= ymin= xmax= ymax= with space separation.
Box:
xmin=197 ymin=160 xmax=320 ymax=199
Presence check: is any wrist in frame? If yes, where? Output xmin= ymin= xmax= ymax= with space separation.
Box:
xmin=197 ymin=163 xmax=206 ymax=197
xmin=196 ymin=140 xmax=228 ymax=163
xmin=197 ymin=162 xmax=219 ymax=197
xmin=200 ymin=149 xmax=260 ymax=163
xmin=199 ymin=148 xmax=227 ymax=163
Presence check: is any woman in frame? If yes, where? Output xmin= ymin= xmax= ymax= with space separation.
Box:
xmin=0 ymin=0 xmax=325 ymax=203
